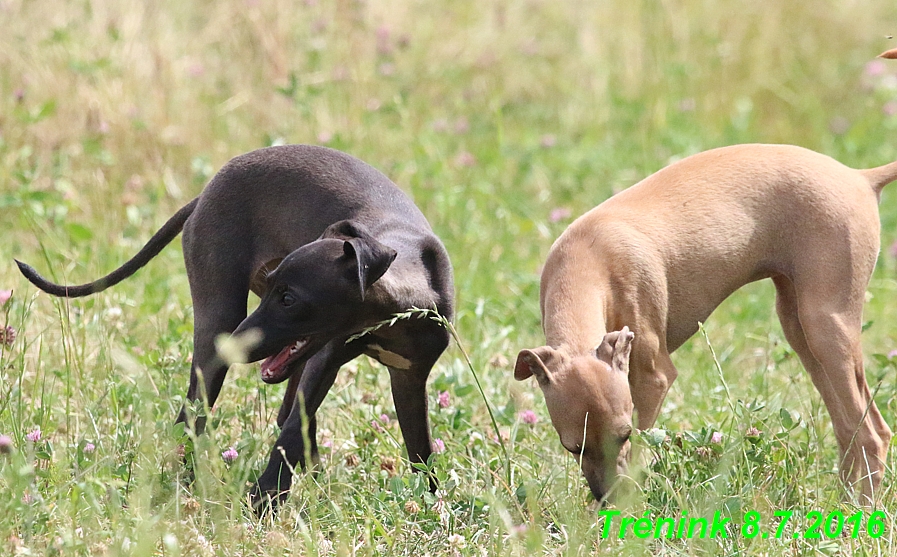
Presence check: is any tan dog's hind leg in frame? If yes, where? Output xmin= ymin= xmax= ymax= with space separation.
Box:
xmin=773 ymin=275 xmax=891 ymax=503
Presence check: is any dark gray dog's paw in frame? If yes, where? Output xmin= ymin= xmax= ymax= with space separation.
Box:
xmin=249 ymin=482 xmax=289 ymax=516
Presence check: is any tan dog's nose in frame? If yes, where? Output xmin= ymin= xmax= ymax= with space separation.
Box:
xmin=581 ymin=458 xmax=610 ymax=504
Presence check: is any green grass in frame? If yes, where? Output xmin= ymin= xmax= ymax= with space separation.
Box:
xmin=2 ymin=0 xmax=897 ymax=554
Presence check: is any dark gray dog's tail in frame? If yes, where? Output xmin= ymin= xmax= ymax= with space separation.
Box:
xmin=16 ymin=198 xmax=198 ymax=298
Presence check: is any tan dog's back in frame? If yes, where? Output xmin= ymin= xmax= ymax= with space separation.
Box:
xmin=553 ymin=144 xmax=885 ymax=350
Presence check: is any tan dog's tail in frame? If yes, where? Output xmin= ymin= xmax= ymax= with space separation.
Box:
xmin=864 ymin=49 xmax=897 ymax=196
xmin=860 ymin=160 xmax=897 ymax=197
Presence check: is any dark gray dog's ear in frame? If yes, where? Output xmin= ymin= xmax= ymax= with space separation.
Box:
xmin=322 ymin=219 xmax=368 ymax=241
xmin=342 ymin=238 xmax=397 ymax=301
xmin=323 ymin=220 xmax=397 ymax=300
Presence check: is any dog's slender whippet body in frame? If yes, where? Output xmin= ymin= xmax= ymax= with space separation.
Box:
xmin=515 ymin=144 xmax=897 ymax=503
xmin=17 ymin=145 xmax=454 ymax=510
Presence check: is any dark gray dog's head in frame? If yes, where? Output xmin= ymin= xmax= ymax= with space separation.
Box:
xmin=232 ymin=220 xmax=396 ymax=383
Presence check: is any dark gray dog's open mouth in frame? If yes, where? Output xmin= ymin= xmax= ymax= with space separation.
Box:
xmin=260 ymin=338 xmax=311 ymax=383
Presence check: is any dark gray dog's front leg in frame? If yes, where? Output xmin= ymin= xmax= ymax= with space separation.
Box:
xmin=277 ymin=365 xmax=305 ymax=428
xmin=251 ymin=338 xmax=364 ymax=512
xmin=389 ymin=366 xmax=435 ymax=488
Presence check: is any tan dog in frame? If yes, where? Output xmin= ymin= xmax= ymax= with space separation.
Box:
xmin=515 ymin=144 xmax=897 ymax=503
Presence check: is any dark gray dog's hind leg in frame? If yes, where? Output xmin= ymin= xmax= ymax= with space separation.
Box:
xmin=176 ymin=272 xmax=250 ymax=433
xmin=177 ymin=320 xmax=243 ymax=432
xmin=251 ymin=337 xmax=366 ymax=512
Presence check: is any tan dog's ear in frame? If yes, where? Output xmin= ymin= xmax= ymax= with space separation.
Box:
xmin=879 ymin=48 xmax=897 ymax=59
xmin=514 ymin=346 xmax=556 ymax=383
xmin=595 ymin=326 xmax=634 ymax=374
xmin=595 ymin=330 xmax=623 ymax=365
xmin=612 ymin=326 xmax=634 ymax=375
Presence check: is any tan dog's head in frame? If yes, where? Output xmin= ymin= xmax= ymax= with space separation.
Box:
xmin=515 ymin=327 xmax=634 ymax=502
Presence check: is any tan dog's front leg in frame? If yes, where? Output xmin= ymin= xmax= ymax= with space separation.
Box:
xmin=628 ymin=332 xmax=679 ymax=430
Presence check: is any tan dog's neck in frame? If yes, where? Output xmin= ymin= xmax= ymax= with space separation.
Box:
xmin=540 ymin=231 xmax=615 ymax=356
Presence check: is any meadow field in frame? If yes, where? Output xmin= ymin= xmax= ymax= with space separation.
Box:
xmin=3 ymin=0 xmax=897 ymax=554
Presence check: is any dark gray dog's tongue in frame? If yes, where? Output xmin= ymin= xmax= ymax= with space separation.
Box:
xmin=260 ymin=348 xmax=289 ymax=382
xmin=260 ymin=339 xmax=308 ymax=383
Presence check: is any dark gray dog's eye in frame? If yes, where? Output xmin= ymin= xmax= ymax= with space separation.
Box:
xmin=281 ymin=292 xmax=295 ymax=307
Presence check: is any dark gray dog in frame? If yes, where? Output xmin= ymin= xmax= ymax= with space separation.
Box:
xmin=16 ymin=145 xmax=454 ymax=511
